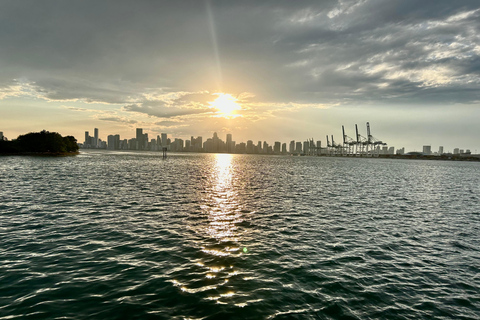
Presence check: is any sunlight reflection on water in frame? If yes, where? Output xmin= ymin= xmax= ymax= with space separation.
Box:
xmin=181 ymin=154 xmax=248 ymax=304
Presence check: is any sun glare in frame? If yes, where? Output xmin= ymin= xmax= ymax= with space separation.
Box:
xmin=209 ymin=93 xmax=242 ymax=118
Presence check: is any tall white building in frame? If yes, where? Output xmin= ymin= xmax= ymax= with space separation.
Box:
xmin=423 ymin=145 xmax=431 ymax=155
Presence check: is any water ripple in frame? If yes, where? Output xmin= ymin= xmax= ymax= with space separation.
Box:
xmin=0 ymin=152 xmax=479 ymax=319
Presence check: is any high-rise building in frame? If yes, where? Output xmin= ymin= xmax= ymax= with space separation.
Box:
xmin=438 ymin=146 xmax=444 ymax=154
xmin=274 ymin=142 xmax=281 ymax=154
xmin=281 ymin=143 xmax=287 ymax=154
xmin=423 ymin=145 xmax=431 ymax=155
xmin=295 ymin=142 xmax=302 ymax=154
xmin=161 ymin=133 xmax=167 ymax=147
xmin=0 ymin=132 xmax=4 ymax=140
xmin=289 ymin=140 xmax=295 ymax=153
xmin=453 ymin=148 xmax=459 ymax=155
xmin=136 ymin=128 xmax=144 ymax=150
xmin=226 ymin=134 xmax=232 ymax=153
xmin=150 ymin=139 xmax=157 ymax=151
xmin=84 ymin=131 xmax=89 ymax=146
xmin=107 ymin=135 xmax=115 ymax=150
xmin=94 ymin=128 xmax=99 ymax=148
xmin=303 ymin=141 xmax=309 ymax=155
xmin=246 ymin=140 xmax=254 ymax=154
xmin=108 ymin=134 xmax=120 ymax=150
xmin=257 ymin=141 xmax=262 ymax=153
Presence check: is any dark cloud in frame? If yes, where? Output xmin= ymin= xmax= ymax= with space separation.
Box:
xmin=123 ymin=104 xmax=212 ymax=118
xmin=0 ymin=0 xmax=479 ymax=106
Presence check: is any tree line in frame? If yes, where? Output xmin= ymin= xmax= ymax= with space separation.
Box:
xmin=0 ymin=130 xmax=79 ymax=154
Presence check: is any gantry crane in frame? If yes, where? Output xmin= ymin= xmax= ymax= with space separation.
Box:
xmin=366 ymin=122 xmax=386 ymax=155
xmin=342 ymin=125 xmax=357 ymax=155
xmin=355 ymin=124 xmax=368 ymax=155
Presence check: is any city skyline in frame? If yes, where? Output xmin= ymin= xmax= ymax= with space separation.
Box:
xmin=79 ymin=126 xmax=472 ymax=156
xmin=1 ymin=1 xmax=479 ymax=152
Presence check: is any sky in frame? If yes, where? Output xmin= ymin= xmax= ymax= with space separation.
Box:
xmin=1 ymin=0 xmax=479 ymax=153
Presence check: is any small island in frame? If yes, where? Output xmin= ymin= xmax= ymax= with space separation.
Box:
xmin=0 ymin=130 xmax=79 ymax=156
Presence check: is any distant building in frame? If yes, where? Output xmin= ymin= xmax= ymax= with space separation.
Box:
xmin=136 ymin=128 xmax=144 ymax=150
xmin=438 ymin=146 xmax=444 ymax=155
xmin=121 ymin=139 xmax=128 ymax=150
xmin=150 ymin=138 xmax=157 ymax=151
xmin=235 ymin=142 xmax=246 ymax=153
xmin=289 ymin=140 xmax=295 ymax=153
xmin=423 ymin=145 xmax=431 ymax=155
xmin=263 ymin=141 xmax=269 ymax=154
xmin=226 ymin=134 xmax=232 ymax=153
xmin=453 ymin=148 xmax=460 ymax=155
xmin=191 ymin=136 xmax=202 ymax=152
xmin=161 ymin=133 xmax=167 ymax=147
xmin=128 ymin=138 xmax=136 ymax=150
xmin=246 ymin=140 xmax=254 ymax=154
xmin=274 ymin=142 xmax=281 ymax=154
xmin=303 ymin=141 xmax=309 ymax=154
xmin=281 ymin=143 xmax=287 ymax=154
xmin=316 ymin=141 xmax=322 ymax=155
xmin=396 ymin=147 xmax=405 ymax=155
xmin=295 ymin=142 xmax=302 ymax=154
xmin=0 ymin=132 xmax=4 ymax=140
xmin=94 ymin=128 xmax=99 ymax=148
xmin=107 ymin=135 xmax=115 ymax=149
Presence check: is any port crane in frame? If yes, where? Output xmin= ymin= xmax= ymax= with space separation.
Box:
xmin=366 ymin=122 xmax=386 ymax=155
xmin=355 ymin=124 xmax=369 ymax=155
xmin=342 ymin=125 xmax=357 ymax=155
xmin=324 ymin=122 xmax=387 ymax=156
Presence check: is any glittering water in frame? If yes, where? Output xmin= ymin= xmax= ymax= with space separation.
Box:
xmin=1 ymin=151 xmax=479 ymax=319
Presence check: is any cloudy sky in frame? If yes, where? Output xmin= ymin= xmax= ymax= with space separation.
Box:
xmin=1 ymin=0 xmax=479 ymax=152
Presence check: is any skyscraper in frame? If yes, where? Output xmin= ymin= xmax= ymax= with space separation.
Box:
xmin=136 ymin=128 xmax=144 ymax=150
xmin=94 ymin=128 xmax=99 ymax=148
xmin=289 ymin=140 xmax=295 ymax=154
xmin=274 ymin=142 xmax=281 ymax=154
xmin=226 ymin=133 xmax=232 ymax=153
xmin=161 ymin=133 xmax=167 ymax=147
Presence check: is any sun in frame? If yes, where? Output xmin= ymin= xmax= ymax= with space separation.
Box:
xmin=208 ymin=93 xmax=242 ymax=118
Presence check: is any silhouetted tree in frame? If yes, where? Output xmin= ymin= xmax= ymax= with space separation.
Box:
xmin=0 ymin=130 xmax=79 ymax=154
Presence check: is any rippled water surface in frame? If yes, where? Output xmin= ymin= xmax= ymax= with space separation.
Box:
xmin=1 ymin=151 xmax=479 ymax=319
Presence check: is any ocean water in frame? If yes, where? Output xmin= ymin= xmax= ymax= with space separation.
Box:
xmin=1 ymin=150 xmax=479 ymax=320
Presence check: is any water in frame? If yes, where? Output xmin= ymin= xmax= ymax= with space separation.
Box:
xmin=1 ymin=151 xmax=479 ymax=319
